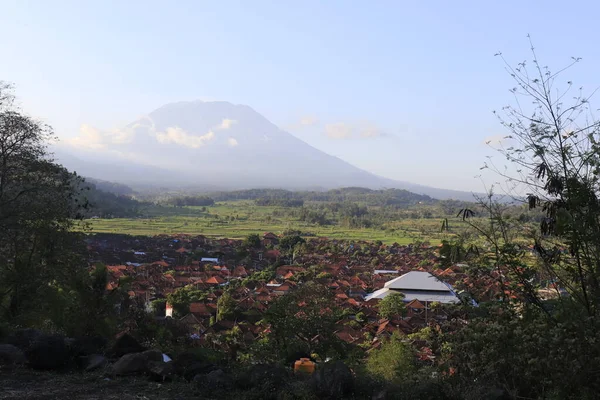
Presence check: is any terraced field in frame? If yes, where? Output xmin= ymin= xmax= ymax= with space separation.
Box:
xmin=78 ymin=201 xmax=471 ymax=244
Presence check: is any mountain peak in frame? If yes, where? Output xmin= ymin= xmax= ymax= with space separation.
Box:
xmin=57 ymin=100 xmax=477 ymax=200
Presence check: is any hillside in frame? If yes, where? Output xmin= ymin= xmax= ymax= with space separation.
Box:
xmin=55 ymin=101 xmax=477 ymax=201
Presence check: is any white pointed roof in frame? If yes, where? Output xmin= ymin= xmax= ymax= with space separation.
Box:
xmin=383 ymin=271 xmax=453 ymax=292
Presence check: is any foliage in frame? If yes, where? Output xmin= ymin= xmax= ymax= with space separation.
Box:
xmin=442 ymin=41 xmax=600 ymax=399
xmin=216 ymin=291 xmax=236 ymax=321
xmin=0 ymin=82 xmax=90 ymax=327
xmin=243 ymin=233 xmax=261 ymax=249
xmin=166 ymin=285 xmax=207 ymax=317
xmin=366 ymin=332 xmax=415 ymax=383
xmin=167 ymin=195 xmax=215 ymax=207
xmin=263 ymin=281 xmax=344 ymax=360
xmin=279 ymin=234 xmax=306 ymax=252
xmin=378 ymin=293 xmax=406 ymax=319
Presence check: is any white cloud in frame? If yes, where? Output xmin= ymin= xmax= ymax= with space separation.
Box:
xmin=108 ymin=127 xmax=136 ymax=144
xmin=156 ymin=126 xmax=215 ymax=148
xmin=299 ymin=115 xmax=319 ymax=126
xmin=359 ymin=126 xmax=386 ymax=138
xmin=67 ymin=123 xmax=138 ymax=150
xmin=218 ymin=119 xmax=237 ymax=130
xmin=227 ymin=137 xmax=239 ymax=147
xmin=324 ymin=123 xmax=353 ymax=139
xmin=66 ymin=124 xmax=106 ymax=150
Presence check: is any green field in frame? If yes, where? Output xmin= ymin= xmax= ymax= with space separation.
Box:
xmin=78 ymin=201 xmax=471 ymax=244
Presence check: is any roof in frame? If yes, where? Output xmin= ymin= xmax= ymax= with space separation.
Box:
xmin=383 ymin=271 xmax=452 ymax=292
xmin=365 ymin=287 xmax=459 ymax=303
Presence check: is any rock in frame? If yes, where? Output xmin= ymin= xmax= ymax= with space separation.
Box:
xmin=182 ymin=362 xmax=219 ymax=381
xmin=5 ymin=329 xmax=43 ymax=350
xmin=311 ymin=361 xmax=354 ymax=399
xmin=26 ymin=334 xmax=70 ymax=370
xmin=0 ymin=344 xmax=26 ymax=366
xmin=172 ymin=351 xmax=218 ymax=381
xmin=237 ymin=364 xmax=290 ymax=390
xmin=112 ymin=349 xmax=163 ymax=376
xmin=70 ymin=336 xmax=107 ymax=357
xmin=111 ymin=333 xmax=145 ymax=357
xmin=203 ymin=369 xmax=233 ymax=390
xmin=147 ymin=360 xmax=174 ymax=382
xmin=85 ymin=354 xmax=108 ymax=372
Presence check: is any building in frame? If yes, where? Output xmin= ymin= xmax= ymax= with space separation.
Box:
xmin=365 ymin=271 xmax=460 ymax=304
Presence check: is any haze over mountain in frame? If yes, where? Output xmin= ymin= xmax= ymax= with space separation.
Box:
xmin=55 ymin=101 xmax=477 ymax=201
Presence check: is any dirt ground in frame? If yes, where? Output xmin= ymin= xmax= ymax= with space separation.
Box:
xmin=0 ymin=368 xmax=200 ymax=400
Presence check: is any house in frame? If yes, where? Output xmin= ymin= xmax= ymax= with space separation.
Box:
xmin=180 ymin=313 xmax=207 ymax=334
xmin=365 ymin=271 xmax=460 ymax=304
xmin=263 ymin=232 xmax=279 ymax=246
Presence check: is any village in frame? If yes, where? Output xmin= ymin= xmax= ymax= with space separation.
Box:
xmin=89 ymin=231 xmax=483 ymax=368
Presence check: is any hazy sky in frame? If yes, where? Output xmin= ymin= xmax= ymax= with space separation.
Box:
xmin=2 ymin=0 xmax=599 ymax=192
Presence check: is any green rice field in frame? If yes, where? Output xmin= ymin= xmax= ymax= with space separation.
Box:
xmin=77 ymin=201 xmax=471 ymax=244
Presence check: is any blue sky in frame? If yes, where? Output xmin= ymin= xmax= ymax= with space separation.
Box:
xmin=2 ymin=0 xmax=599 ymax=191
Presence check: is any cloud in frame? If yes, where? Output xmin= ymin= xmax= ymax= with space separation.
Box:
xmin=156 ymin=126 xmax=215 ymax=148
xmin=218 ymin=119 xmax=237 ymax=130
xmin=66 ymin=124 xmax=106 ymax=150
xmin=299 ymin=115 xmax=319 ymax=127
xmin=67 ymin=123 xmax=138 ymax=150
xmin=108 ymin=127 xmax=136 ymax=144
xmin=227 ymin=137 xmax=239 ymax=147
xmin=324 ymin=123 xmax=353 ymax=139
xmin=359 ymin=126 xmax=386 ymax=138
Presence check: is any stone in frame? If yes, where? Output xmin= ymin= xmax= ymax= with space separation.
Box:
xmin=5 ymin=329 xmax=43 ymax=350
xmin=237 ymin=364 xmax=290 ymax=390
xmin=26 ymin=334 xmax=70 ymax=370
xmin=70 ymin=336 xmax=107 ymax=357
xmin=111 ymin=333 xmax=145 ymax=357
xmin=172 ymin=351 xmax=217 ymax=381
xmin=85 ymin=354 xmax=108 ymax=372
xmin=147 ymin=360 xmax=174 ymax=382
xmin=112 ymin=349 xmax=163 ymax=375
xmin=196 ymin=369 xmax=233 ymax=390
xmin=0 ymin=344 xmax=26 ymax=366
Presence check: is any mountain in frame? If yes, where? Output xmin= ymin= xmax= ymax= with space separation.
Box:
xmin=54 ymin=101 xmax=478 ymax=201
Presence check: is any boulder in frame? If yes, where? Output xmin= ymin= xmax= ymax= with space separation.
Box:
xmin=172 ymin=351 xmax=218 ymax=381
xmin=111 ymin=333 xmax=145 ymax=357
xmin=85 ymin=354 xmax=108 ymax=372
xmin=311 ymin=361 xmax=354 ymax=399
xmin=26 ymin=334 xmax=70 ymax=370
xmin=5 ymin=329 xmax=43 ymax=350
xmin=0 ymin=344 xmax=26 ymax=366
xmin=195 ymin=369 xmax=234 ymax=390
xmin=70 ymin=336 xmax=107 ymax=357
xmin=147 ymin=360 xmax=174 ymax=382
xmin=237 ymin=364 xmax=290 ymax=390
xmin=112 ymin=349 xmax=163 ymax=376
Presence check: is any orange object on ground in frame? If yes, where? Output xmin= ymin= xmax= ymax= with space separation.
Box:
xmin=294 ymin=358 xmax=316 ymax=375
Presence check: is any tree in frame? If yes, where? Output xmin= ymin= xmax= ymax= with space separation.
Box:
xmin=366 ymin=332 xmax=415 ymax=383
xmin=378 ymin=292 xmax=406 ymax=319
xmin=264 ymin=281 xmax=343 ymax=361
xmin=0 ymin=82 xmax=88 ymax=325
xmin=243 ymin=233 xmax=261 ymax=249
xmin=216 ymin=291 xmax=236 ymax=321
xmin=279 ymin=234 xmax=305 ymax=253
xmin=443 ymin=40 xmax=600 ymax=399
